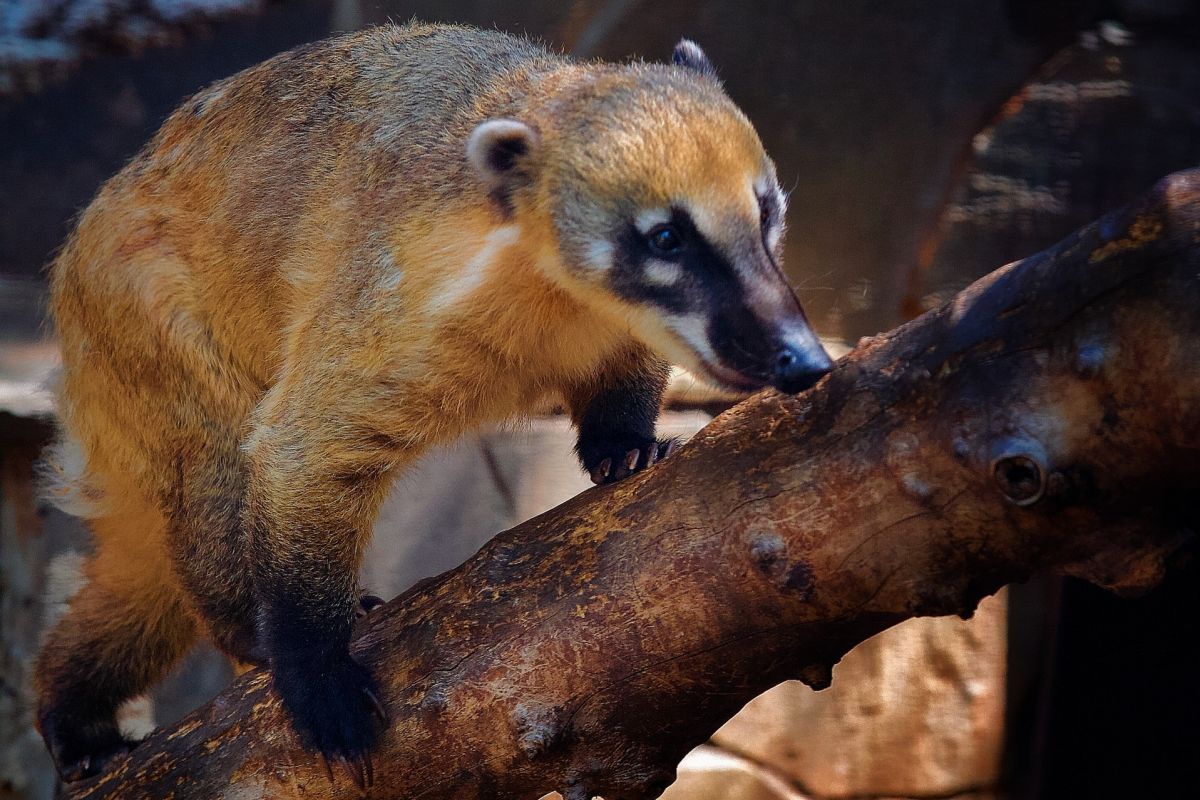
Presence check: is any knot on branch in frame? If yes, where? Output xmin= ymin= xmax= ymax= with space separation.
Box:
xmin=749 ymin=533 xmax=815 ymax=598
xmin=514 ymin=703 xmax=565 ymax=759
xmin=994 ymin=455 xmax=1044 ymax=505
xmin=990 ymin=438 xmax=1050 ymax=506
xmin=990 ymin=446 xmax=1085 ymax=507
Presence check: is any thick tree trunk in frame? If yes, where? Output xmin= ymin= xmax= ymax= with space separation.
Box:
xmin=66 ymin=171 xmax=1200 ymax=800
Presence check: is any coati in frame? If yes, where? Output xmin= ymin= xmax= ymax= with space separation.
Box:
xmin=36 ymin=23 xmax=833 ymax=782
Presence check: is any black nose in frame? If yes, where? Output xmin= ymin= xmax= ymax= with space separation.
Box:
xmin=771 ymin=346 xmax=833 ymax=394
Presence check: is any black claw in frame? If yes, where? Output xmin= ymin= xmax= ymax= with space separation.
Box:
xmin=272 ymin=650 xmax=383 ymax=791
xmin=320 ymin=753 xmax=336 ymax=785
xmin=358 ymin=755 xmax=372 ymax=791
xmin=62 ymin=757 xmax=90 ymax=784
xmin=584 ymin=437 xmax=680 ymax=486
xmin=336 ymin=754 xmax=365 ymax=789
xmin=48 ymin=728 xmax=132 ymax=783
xmin=644 ymin=444 xmax=659 ymax=467
xmin=590 ymin=457 xmax=613 ymax=484
xmin=363 ymin=686 xmax=388 ymax=725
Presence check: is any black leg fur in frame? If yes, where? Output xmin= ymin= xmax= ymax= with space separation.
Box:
xmin=38 ymin=704 xmax=131 ymax=784
xmin=166 ymin=451 xmax=262 ymax=665
xmin=257 ymin=588 xmax=386 ymax=789
xmin=571 ymin=354 xmax=673 ymax=484
xmin=35 ymin=574 xmax=195 ymax=782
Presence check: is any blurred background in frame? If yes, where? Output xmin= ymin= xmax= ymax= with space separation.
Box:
xmin=1 ymin=1 xmax=1198 ymax=799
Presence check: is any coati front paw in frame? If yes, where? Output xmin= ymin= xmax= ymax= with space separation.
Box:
xmin=579 ymin=435 xmax=678 ymax=485
xmin=271 ymin=652 xmax=388 ymax=788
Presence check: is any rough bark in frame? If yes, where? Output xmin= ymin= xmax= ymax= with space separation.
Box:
xmin=65 ymin=170 xmax=1200 ymax=800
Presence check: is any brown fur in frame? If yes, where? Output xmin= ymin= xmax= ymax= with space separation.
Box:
xmin=36 ymin=22 xmax=786 ymax=775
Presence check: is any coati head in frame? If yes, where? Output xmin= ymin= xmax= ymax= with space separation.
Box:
xmin=467 ymin=39 xmax=833 ymax=394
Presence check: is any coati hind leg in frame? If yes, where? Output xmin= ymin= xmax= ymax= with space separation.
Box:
xmin=163 ymin=454 xmax=263 ymax=667
xmin=35 ymin=505 xmax=196 ymax=781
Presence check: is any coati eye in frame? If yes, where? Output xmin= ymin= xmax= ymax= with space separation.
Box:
xmin=646 ymin=224 xmax=684 ymax=256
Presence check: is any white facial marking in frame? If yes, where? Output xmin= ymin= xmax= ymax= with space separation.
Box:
xmin=665 ymin=312 xmax=717 ymax=363
xmin=635 ymin=207 xmax=671 ymax=234
xmin=764 ymin=220 xmax=783 ymax=254
xmin=582 ymin=238 xmax=614 ymax=272
xmin=427 ymin=224 xmax=521 ymax=312
xmin=643 ymin=259 xmax=683 ymax=287
xmin=755 ymin=172 xmax=788 ymax=214
xmin=754 ymin=173 xmax=787 ymax=254
xmin=687 ymin=200 xmax=723 ymax=243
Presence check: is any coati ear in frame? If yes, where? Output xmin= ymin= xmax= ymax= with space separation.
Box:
xmin=671 ymin=39 xmax=719 ymax=81
xmin=467 ymin=119 xmax=540 ymax=214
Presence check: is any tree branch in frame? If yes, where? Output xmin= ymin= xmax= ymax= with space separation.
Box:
xmin=67 ymin=170 xmax=1200 ymax=799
